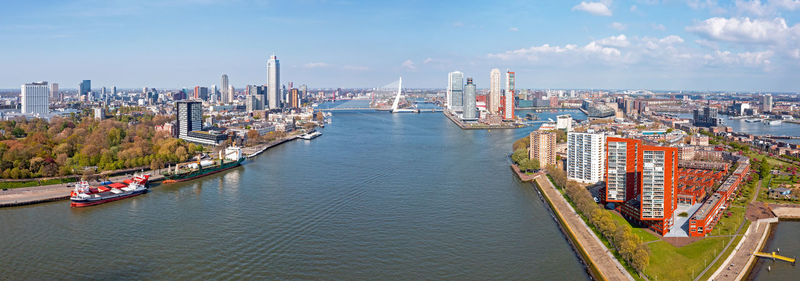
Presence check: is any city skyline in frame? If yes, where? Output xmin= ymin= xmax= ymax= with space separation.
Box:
xmin=1 ymin=1 xmax=799 ymax=91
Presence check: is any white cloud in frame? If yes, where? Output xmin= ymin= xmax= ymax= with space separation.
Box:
xmin=401 ymin=59 xmax=416 ymax=70
xmin=630 ymin=5 xmax=638 ymax=12
xmin=487 ymin=34 xmax=777 ymax=70
xmin=734 ymin=0 xmax=800 ymax=17
xmin=652 ymin=23 xmax=666 ymax=31
xmin=303 ymin=62 xmax=329 ymax=68
xmin=687 ymin=17 xmax=800 ymax=44
xmin=597 ymin=34 xmax=630 ymax=47
xmin=611 ymin=22 xmax=627 ymax=30
xmin=687 ymin=0 xmax=727 ymax=14
xmin=423 ymin=58 xmax=434 ymax=64
xmin=572 ymin=1 xmax=613 ymax=16
xmin=452 ymin=21 xmax=464 ymax=27
xmin=509 ymin=27 xmax=519 ymax=32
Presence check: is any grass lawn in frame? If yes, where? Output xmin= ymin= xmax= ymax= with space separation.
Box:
xmin=710 ymin=206 xmax=745 ymax=236
xmin=746 ymin=152 xmax=793 ymax=167
xmin=698 ymin=220 xmax=751 ymax=281
xmin=0 ymin=178 xmax=77 ymax=189
xmin=645 ymin=237 xmax=728 ymax=281
xmin=609 ymin=213 xmax=660 ymax=242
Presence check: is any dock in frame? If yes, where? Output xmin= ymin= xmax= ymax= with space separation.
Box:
xmin=442 ymin=110 xmax=526 ymax=130
xmin=0 ymin=173 xmax=165 ymax=208
xmin=753 ymin=251 xmax=796 ymax=264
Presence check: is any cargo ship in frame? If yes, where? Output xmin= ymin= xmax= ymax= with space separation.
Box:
xmin=70 ymin=174 xmax=150 ymax=207
xmin=162 ymin=146 xmax=244 ymax=183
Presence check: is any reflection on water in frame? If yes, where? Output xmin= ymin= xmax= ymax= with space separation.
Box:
xmin=0 ymin=111 xmax=589 ymax=280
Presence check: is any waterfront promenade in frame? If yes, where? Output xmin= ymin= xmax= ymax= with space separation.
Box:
xmin=708 ymin=218 xmax=776 ymax=281
xmin=532 ymin=173 xmax=634 ymax=281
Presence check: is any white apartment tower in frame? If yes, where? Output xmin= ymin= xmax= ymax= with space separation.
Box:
xmin=21 ymin=82 xmax=50 ymax=116
xmin=221 ymin=74 xmax=229 ymax=103
xmin=566 ymin=132 xmax=606 ymax=184
xmin=447 ymin=71 xmax=464 ymax=112
xmin=489 ymin=68 xmax=501 ymax=114
xmin=268 ymin=55 xmax=281 ymax=109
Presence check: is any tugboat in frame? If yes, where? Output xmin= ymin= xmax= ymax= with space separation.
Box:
xmin=162 ymin=146 xmax=245 ymax=183
xmin=70 ymin=174 xmax=150 ymax=207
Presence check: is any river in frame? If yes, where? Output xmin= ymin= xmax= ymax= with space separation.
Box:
xmin=747 ymin=221 xmax=800 ymax=280
xmin=677 ymin=113 xmax=800 ymax=144
xmin=0 ymin=110 xmax=589 ymax=280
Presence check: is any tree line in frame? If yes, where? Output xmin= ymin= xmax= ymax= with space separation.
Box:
xmin=545 ymin=165 xmax=650 ymax=273
xmin=0 ymin=111 xmax=201 ymax=179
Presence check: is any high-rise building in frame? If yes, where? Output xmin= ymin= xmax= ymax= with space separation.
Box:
xmin=692 ymin=107 xmax=723 ymax=127
xmin=489 ymin=68 xmax=501 ymax=114
xmin=194 ymin=86 xmax=208 ymax=100
xmin=447 ymin=71 xmax=464 ymax=112
xmin=21 ymin=81 xmax=50 ymax=116
xmin=268 ymin=55 xmax=281 ymax=109
xmin=79 ymin=80 xmax=91 ymax=99
xmin=760 ymin=94 xmax=773 ymax=113
xmin=290 ymin=88 xmax=300 ymax=108
xmin=49 ymin=83 xmax=58 ymax=100
xmin=529 ymin=131 xmax=556 ymax=167
xmin=228 ymin=85 xmax=235 ymax=103
xmin=176 ymin=101 xmax=203 ymax=138
xmin=221 ymin=74 xmax=229 ymax=103
xmin=211 ymin=85 xmax=218 ymax=102
xmin=606 ymin=137 xmax=678 ymax=235
xmin=567 ymin=132 xmax=605 ymax=184
xmin=112 ymin=86 xmax=117 ymax=97
xmin=605 ymin=137 xmax=642 ymax=203
xmin=503 ymin=71 xmax=515 ymax=120
xmin=462 ymin=77 xmax=477 ymax=120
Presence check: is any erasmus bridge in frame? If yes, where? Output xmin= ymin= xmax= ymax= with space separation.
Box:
xmin=315 ymin=77 xmax=442 ymax=113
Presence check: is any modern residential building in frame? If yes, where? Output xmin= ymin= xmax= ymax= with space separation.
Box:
xmin=529 ymin=131 xmax=556 ymax=167
xmin=228 ymin=85 xmax=235 ymax=103
xmin=503 ymin=71 xmax=515 ymax=120
xmin=221 ymin=74 xmax=229 ymax=103
xmin=94 ymin=107 xmax=104 ymax=120
xmin=49 ymin=83 xmax=58 ymax=100
xmin=462 ymin=78 xmax=477 ymax=120
xmin=760 ymin=94 xmax=773 ymax=113
xmin=21 ymin=81 xmax=50 ymax=116
xmin=447 ymin=71 xmax=464 ymax=112
xmin=79 ymin=80 xmax=91 ymax=100
xmin=692 ymin=106 xmax=723 ymax=127
xmin=566 ymin=132 xmax=605 ymax=184
xmin=489 ymin=68 xmax=501 ymax=114
xmin=268 ymin=55 xmax=281 ymax=109
xmin=176 ymin=101 xmax=203 ymax=139
xmin=606 ymin=137 xmax=679 ymax=235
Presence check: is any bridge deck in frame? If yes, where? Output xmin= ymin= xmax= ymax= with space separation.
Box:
xmin=753 ymin=252 xmax=796 ymax=264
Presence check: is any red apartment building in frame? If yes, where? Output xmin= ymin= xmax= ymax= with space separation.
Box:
xmin=606 ymin=137 xmax=678 ymax=235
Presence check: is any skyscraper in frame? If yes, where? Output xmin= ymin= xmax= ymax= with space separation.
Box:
xmin=529 ymin=131 xmax=557 ymax=167
xmin=447 ymin=71 xmax=464 ymax=112
xmin=21 ymin=81 xmax=50 ymax=116
xmin=79 ymin=80 xmax=91 ymax=100
xmin=760 ymin=94 xmax=773 ymax=113
xmin=194 ymin=86 xmax=208 ymax=101
xmin=462 ymin=77 xmax=477 ymax=120
xmin=228 ymin=85 xmax=235 ymax=103
xmin=221 ymin=74 xmax=229 ymax=103
xmin=176 ymin=101 xmax=202 ymax=138
xmin=567 ymin=132 xmax=605 ymax=184
xmin=503 ymin=71 xmax=515 ymax=120
xmin=49 ymin=83 xmax=58 ymax=100
xmin=489 ymin=68 xmax=501 ymax=114
xmin=268 ymin=55 xmax=280 ymax=109
xmin=606 ymin=137 xmax=678 ymax=235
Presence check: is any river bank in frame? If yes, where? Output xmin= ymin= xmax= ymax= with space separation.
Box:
xmin=511 ymin=166 xmax=633 ymax=281
xmin=443 ymin=110 xmax=524 ymax=130
xmin=0 ymin=134 xmax=303 ymax=208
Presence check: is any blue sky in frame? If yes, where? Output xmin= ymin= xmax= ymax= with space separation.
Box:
xmin=1 ymin=0 xmax=799 ymax=91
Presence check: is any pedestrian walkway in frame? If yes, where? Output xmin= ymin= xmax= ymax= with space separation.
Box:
xmin=708 ymin=218 xmax=776 ymax=281
xmin=533 ymin=175 xmax=634 ymax=281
